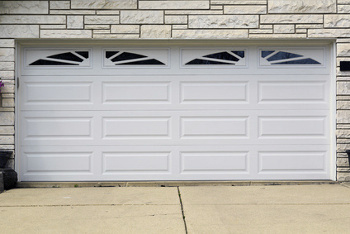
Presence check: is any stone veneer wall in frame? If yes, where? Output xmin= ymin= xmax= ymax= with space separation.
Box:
xmin=0 ymin=0 xmax=349 ymax=180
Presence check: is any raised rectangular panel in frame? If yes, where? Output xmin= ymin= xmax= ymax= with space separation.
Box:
xmin=25 ymin=82 xmax=92 ymax=103
xmin=259 ymin=151 xmax=325 ymax=172
xmin=103 ymin=117 xmax=171 ymax=138
xmin=259 ymin=82 xmax=325 ymax=102
xmin=181 ymin=82 xmax=247 ymax=103
xmin=25 ymin=152 xmax=92 ymax=173
xmin=25 ymin=118 xmax=92 ymax=138
xmin=103 ymin=82 xmax=170 ymax=103
xmin=259 ymin=117 xmax=325 ymax=137
xmin=181 ymin=117 xmax=248 ymax=138
xmin=103 ymin=152 xmax=169 ymax=172
xmin=181 ymin=151 xmax=248 ymax=172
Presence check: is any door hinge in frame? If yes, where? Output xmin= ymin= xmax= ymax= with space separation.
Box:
xmin=17 ymin=77 xmax=19 ymax=89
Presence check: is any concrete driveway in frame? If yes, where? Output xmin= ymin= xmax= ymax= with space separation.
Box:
xmin=1 ymin=184 xmax=350 ymax=233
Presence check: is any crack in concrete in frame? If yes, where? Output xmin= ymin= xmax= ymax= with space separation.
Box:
xmin=177 ymin=187 xmax=188 ymax=234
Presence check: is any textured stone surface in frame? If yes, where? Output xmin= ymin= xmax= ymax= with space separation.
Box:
xmin=85 ymin=16 xmax=119 ymax=24
xmin=0 ymin=49 xmax=14 ymax=62
xmin=309 ymin=29 xmax=350 ymax=38
xmin=268 ymin=0 xmax=336 ymax=13
xmin=212 ymin=0 xmax=266 ymax=3
xmin=141 ymin=25 xmax=171 ymax=38
xmin=139 ymin=1 xmax=209 ymax=9
xmin=0 ymin=112 xmax=14 ymax=125
xmin=67 ymin=16 xmax=84 ymax=29
xmin=85 ymin=25 xmax=110 ymax=30
xmin=0 ymin=40 xmax=15 ymax=48
xmin=189 ymin=15 xmax=258 ymax=28
xmin=111 ymin=25 xmax=139 ymax=33
xmin=338 ymin=44 xmax=350 ymax=57
xmin=71 ymin=0 xmax=137 ymax=9
xmin=338 ymin=5 xmax=350 ymax=13
xmin=274 ymin=24 xmax=295 ymax=33
xmin=0 ymin=15 xmax=65 ymax=24
xmin=249 ymin=33 xmax=306 ymax=38
xmin=0 ymin=71 xmax=14 ymax=80
xmin=325 ymin=15 xmax=350 ymax=28
xmin=93 ymin=34 xmax=139 ymax=39
xmin=40 ymin=30 xmax=92 ymax=38
xmin=0 ymin=62 xmax=14 ymax=71
xmin=224 ymin=5 xmax=266 ymax=14
xmin=261 ymin=15 xmax=323 ymax=24
xmin=172 ymin=29 xmax=248 ymax=39
xmin=120 ymin=11 xmax=163 ymax=24
xmin=40 ymin=25 xmax=66 ymax=29
xmin=50 ymin=1 xmax=70 ymax=10
xmin=0 ymin=1 xmax=48 ymax=14
xmin=165 ymin=10 xmax=222 ymax=15
xmin=0 ymin=25 xmax=39 ymax=38
xmin=0 ymin=126 xmax=15 ymax=135
xmin=165 ymin=15 xmax=188 ymax=24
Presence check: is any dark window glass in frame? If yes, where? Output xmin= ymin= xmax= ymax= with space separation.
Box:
xmin=267 ymin=51 xmax=303 ymax=62
xmin=75 ymin=51 xmax=89 ymax=59
xmin=30 ymin=59 xmax=78 ymax=66
xmin=186 ymin=59 xmax=233 ymax=65
xmin=47 ymin=52 xmax=83 ymax=62
xmin=117 ymin=59 xmax=165 ymax=65
xmin=231 ymin=51 xmax=245 ymax=58
xmin=203 ymin=52 xmax=239 ymax=62
xmin=261 ymin=51 xmax=275 ymax=58
xmin=272 ymin=58 xmax=321 ymax=65
xmin=112 ymin=52 xmax=147 ymax=62
xmin=106 ymin=51 xmax=118 ymax=59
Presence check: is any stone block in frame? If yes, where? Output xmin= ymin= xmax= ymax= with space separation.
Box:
xmin=0 ymin=62 xmax=14 ymax=71
xmin=85 ymin=16 xmax=119 ymax=24
xmin=296 ymin=29 xmax=307 ymax=34
xmin=50 ymin=1 xmax=70 ymax=9
xmin=0 ymin=1 xmax=48 ymax=14
xmin=67 ymin=16 xmax=84 ymax=29
xmin=50 ymin=10 xmax=96 ymax=15
xmin=0 ymin=145 xmax=14 ymax=150
xmin=337 ymin=101 xmax=350 ymax=110
xmin=93 ymin=30 xmax=111 ymax=34
xmin=141 ymin=25 xmax=171 ymax=39
xmin=261 ymin=15 xmax=323 ymax=24
xmin=338 ymin=0 xmax=350 ymax=3
xmin=325 ymin=15 xmax=350 ymax=28
xmin=0 ymin=127 xmax=14 ymax=135
xmin=249 ymin=34 xmax=306 ymax=39
xmin=85 ymin=25 xmax=111 ymax=30
xmin=337 ymin=172 xmax=350 ymax=182
xmin=296 ymin=24 xmax=323 ymax=29
xmin=0 ymin=40 xmax=15 ymax=48
xmin=93 ymin=34 xmax=139 ymax=39
xmin=0 ymin=136 xmax=14 ymax=145
xmin=0 ymin=25 xmax=39 ymax=38
xmin=40 ymin=30 xmax=92 ymax=38
xmin=0 ymin=15 xmax=65 ymax=24
xmin=309 ymin=29 xmax=350 ymax=38
xmin=224 ymin=5 xmax=266 ymax=14
xmin=189 ymin=15 xmax=258 ymax=28
xmin=0 ymin=71 xmax=14 ymax=80
xmin=1 ymin=98 xmax=14 ymax=108
xmin=249 ymin=29 xmax=273 ymax=34
xmin=337 ymin=129 xmax=350 ymax=138
xmin=268 ymin=0 xmax=336 ymax=13
xmin=0 ymin=49 xmax=14 ymax=62
xmin=338 ymin=5 xmax=350 ymax=13
xmin=40 ymin=25 xmax=67 ymax=29
xmin=212 ymin=0 xmax=266 ymax=4
xmin=97 ymin=10 xmax=120 ymax=15
xmin=0 ymin=81 xmax=14 ymax=93
xmin=338 ymin=44 xmax=350 ymax=57
xmin=0 ymin=112 xmax=14 ymax=125
xmin=71 ymin=0 xmax=137 ymax=9
xmin=165 ymin=15 xmax=187 ymax=24
xmin=165 ymin=10 xmax=222 ymax=15
xmin=111 ymin=25 xmax=139 ymax=33
xmin=338 ymin=82 xmax=350 ymax=95
xmin=337 ymin=110 xmax=350 ymax=124
xmin=172 ymin=29 xmax=248 ymax=39
xmin=172 ymin=25 xmax=188 ymax=29
xmin=120 ymin=11 xmax=164 ymax=24
xmin=139 ymin=1 xmax=209 ymax=9
xmin=274 ymin=24 xmax=295 ymax=34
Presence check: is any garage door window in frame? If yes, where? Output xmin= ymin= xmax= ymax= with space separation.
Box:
xmin=29 ymin=50 xmax=90 ymax=66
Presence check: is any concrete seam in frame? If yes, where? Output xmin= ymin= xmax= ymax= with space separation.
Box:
xmin=177 ymin=187 xmax=188 ymax=234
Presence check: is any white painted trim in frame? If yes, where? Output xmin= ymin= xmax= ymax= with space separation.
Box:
xmin=330 ymin=42 xmax=337 ymax=181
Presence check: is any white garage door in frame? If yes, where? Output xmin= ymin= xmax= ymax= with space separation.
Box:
xmin=18 ymin=44 xmax=334 ymax=181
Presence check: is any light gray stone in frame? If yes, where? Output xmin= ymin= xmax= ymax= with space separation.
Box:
xmin=337 ymin=130 xmax=350 ymax=138
xmin=172 ymin=25 xmax=188 ymax=29
xmin=50 ymin=1 xmax=70 ymax=9
xmin=338 ymin=82 xmax=350 ymax=95
xmin=40 ymin=30 xmax=92 ymax=38
xmin=249 ymin=29 xmax=273 ymax=34
xmin=111 ymin=25 xmax=139 ymax=33
xmin=172 ymin=29 xmax=248 ymax=39
xmin=50 ymin=10 xmax=96 ymax=15
xmin=0 ymin=62 xmax=14 ymax=71
xmin=249 ymin=34 xmax=306 ymax=39
xmin=93 ymin=34 xmax=139 ymax=39
xmin=0 ymin=25 xmax=39 ymax=38
xmin=212 ymin=0 xmax=266 ymax=3
xmin=268 ymin=0 xmax=336 ymax=13
xmin=0 ymin=1 xmax=48 ymax=14
xmin=338 ymin=44 xmax=350 ymax=57
xmin=40 ymin=25 xmax=67 ymax=29
xmin=309 ymin=29 xmax=350 ymax=38
xmin=85 ymin=25 xmax=111 ymax=30
xmin=85 ymin=16 xmax=119 ymax=24
xmin=338 ymin=5 xmax=350 ymax=14
xmin=338 ymin=0 xmax=350 ymax=3
xmin=0 ymin=136 xmax=14 ymax=145
xmin=0 ymin=49 xmax=14 ymax=62
xmin=0 ymin=112 xmax=14 ymax=125
xmin=139 ymin=1 xmax=209 ymax=9
xmin=67 ymin=16 xmax=84 ymax=29
xmin=165 ymin=15 xmax=187 ymax=24
xmin=261 ymin=15 xmax=323 ymax=24
xmin=120 ymin=11 xmax=163 ymax=24
xmin=1 ymin=98 xmax=14 ymax=108
xmin=189 ymin=15 xmax=258 ymax=28
xmin=93 ymin=30 xmax=111 ymax=34
xmin=141 ymin=25 xmax=171 ymax=38
xmin=296 ymin=24 xmax=324 ymax=29
xmin=0 ymin=40 xmax=14 ymax=48
xmin=165 ymin=10 xmax=223 ymax=15
xmin=274 ymin=24 xmax=294 ymax=34
xmin=325 ymin=15 xmax=350 ymax=28
xmin=96 ymin=10 xmax=120 ymax=15
xmin=0 ymin=15 xmax=66 ymax=25
xmin=0 ymin=71 xmax=14 ymax=80
xmin=224 ymin=5 xmax=266 ymax=14
xmin=337 ymin=110 xmax=350 ymax=124
xmin=71 ymin=0 xmax=137 ymax=9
